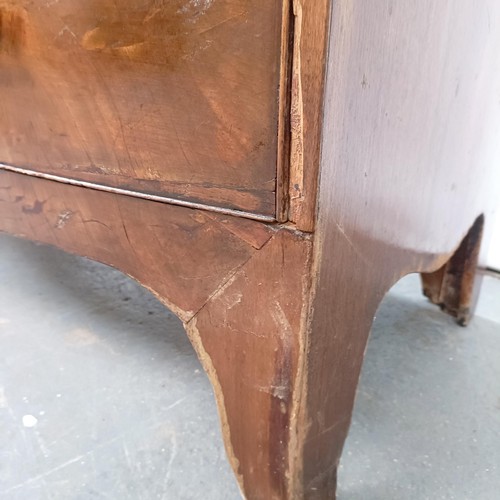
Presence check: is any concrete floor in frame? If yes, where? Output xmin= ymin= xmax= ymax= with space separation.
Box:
xmin=0 ymin=233 xmax=499 ymax=500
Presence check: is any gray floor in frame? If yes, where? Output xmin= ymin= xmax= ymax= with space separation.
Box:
xmin=0 ymin=233 xmax=498 ymax=500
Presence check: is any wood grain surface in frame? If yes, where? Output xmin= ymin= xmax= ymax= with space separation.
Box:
xmin=0 ymin=170 xmax=312 ymax=499
xmin=298 ymin=0 xmax=500 ymax=496
xmin=0 ymin=171 xmax=276 ymax=322
xmin=1 ymin=0 xmax=500 ymax=498
xmin=0 ymin=0 xmax=286 ymax=216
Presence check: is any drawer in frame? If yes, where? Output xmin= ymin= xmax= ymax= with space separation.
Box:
xmin=0 ymin=0 xmax=288 ymax=218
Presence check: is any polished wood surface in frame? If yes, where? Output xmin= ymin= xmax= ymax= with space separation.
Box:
xmin=1 ymin=0 xmax=500 ymax=499
xmin=299 ymin=0 xmax=500 ymax=496
xmin=0 ymin=0 xmax=286 ymax=216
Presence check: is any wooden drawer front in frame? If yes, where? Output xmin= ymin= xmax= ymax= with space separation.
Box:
xmin=0 ymin=0 xmax=286 ymax=217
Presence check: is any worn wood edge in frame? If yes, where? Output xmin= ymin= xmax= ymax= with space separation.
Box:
xmin=184 ymin=317 xmax=245 ymax=498
xmin=421 ymin=214 xmax=485 ymax=326
xmin=288 ymin=0 xmax=305 ymax=226
xmin=276 ymin=0 xmax=294 ymax=222
xmin=0 ymin=163 xmax=277 ymax=223
xmin=286 ymin=228 xmax=319 ymax=497
xmin=287 ymin=0 xmax=332 ymax=232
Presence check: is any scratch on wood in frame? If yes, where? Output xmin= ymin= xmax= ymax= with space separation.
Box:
xmin=121 ymin=220 xmax=133 ymax=247
xmin=186 ymin=243 xmax=262 ymax=321
xmin=224 ymin=291 xmax=243 ymax=311
xmin=272 ymin=300 xmax=293 ymax=340
xmin=80 ymin=219 xmax=111 ymax=230
xmin=334 ymin=222 xmax=372 ymax=267
xmin=255 ymin=384 xmax=289 ymax=400
xmin=55 ymin=210 xmax=73 ymax=229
